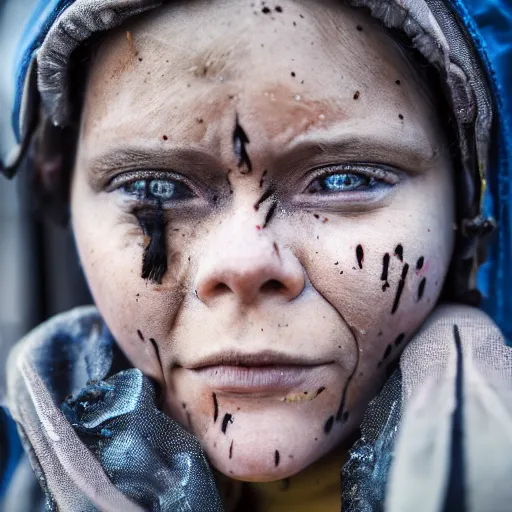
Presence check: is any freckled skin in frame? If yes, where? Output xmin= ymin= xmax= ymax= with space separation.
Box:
xmin=71 ymin=0 xmax=454 ymax=482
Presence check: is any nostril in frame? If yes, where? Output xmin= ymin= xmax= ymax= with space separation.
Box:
xmin=212 ymin=283 xmax=232 ymax=296
xmin=261 ymin=279 xmax=285 ymax=293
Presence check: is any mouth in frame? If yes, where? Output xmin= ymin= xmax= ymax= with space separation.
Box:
xmin=185 ymin=350 xmax=333 ymax=394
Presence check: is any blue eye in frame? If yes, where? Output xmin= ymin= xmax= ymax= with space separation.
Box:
xmin=121 ymin=178 xmax=192 ymax=201
xmin=149 ymin=179 xmax=176 ymax=199
xmin=309 ymin=172 xmax=376 ymax=194
xmin=322 ymin=173 xmax=373 ymax=192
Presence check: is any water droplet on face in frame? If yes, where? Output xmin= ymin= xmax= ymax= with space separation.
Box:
xmin=295 ymin=94 xmax=301 ymax=101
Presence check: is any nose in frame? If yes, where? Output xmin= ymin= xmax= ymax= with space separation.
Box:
xmin=195 ymin=226 xmax=305 ymax=306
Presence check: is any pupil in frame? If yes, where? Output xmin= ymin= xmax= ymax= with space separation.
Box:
xmin=149 ymin=180 xmax=175 ymax=199
xmin=324 ymin=173 xmax=364 ymax=191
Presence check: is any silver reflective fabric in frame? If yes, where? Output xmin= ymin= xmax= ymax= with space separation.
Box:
xmin=5 ymin=307 xmax=224 ymax=512
xmin=342 ymin=305 xmax=512 ymax=512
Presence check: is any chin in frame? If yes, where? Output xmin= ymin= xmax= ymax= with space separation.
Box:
xmin=208 ymin=449 xmax=312 ymax=483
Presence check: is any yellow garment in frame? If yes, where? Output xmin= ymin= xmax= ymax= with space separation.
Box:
xmin=243 ymin=448 xmax=347 ymax=512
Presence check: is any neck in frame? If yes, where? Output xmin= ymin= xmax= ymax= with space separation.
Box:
xmin=216 ymin=443 xmax=351 ymax=512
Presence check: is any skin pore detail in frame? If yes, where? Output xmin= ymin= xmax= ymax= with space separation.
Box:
xmin=71 ymin=0 xmax=455 ymax=483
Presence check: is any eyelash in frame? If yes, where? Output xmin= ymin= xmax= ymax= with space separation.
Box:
xmin=108 ymin=171 xmax=196 ymax=202
xmin=306 ymin=164 xmax=398 ymax=195
xmin=109 ymin=164 xmax=398 ymax=203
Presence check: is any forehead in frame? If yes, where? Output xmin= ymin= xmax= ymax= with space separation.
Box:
xmin=80 ymin=0 xmax=437 ymax=159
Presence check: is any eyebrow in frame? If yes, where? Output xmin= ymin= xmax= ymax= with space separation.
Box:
xmin=84 ymin=145 xmax=221 ymax=187
xmin=87 ymin=148 xmax=174 ymax=177
xmin=85 ymin=119 xmax=441 ymax=187
xmin=282 ymin=122 xmax=440 ymax=173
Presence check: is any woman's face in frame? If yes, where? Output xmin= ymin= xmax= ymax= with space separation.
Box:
xmin=72 ymin=0 xmax=454 ymax=481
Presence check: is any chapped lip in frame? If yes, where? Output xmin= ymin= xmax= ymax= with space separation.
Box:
xmin=183 ymin=350 xmax=334 ymax=370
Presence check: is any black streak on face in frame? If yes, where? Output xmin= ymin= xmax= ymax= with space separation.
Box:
xmin=221 ymin=413 xmax=233 ymax=434
xmin=356 ymin=245 xmax=364 ymax=269
xmin=342 ymin=411 xmax=350 ymax=422
xmin=324 ymin=415 xmax=334 ymax=434
xmin=383 ymin=344 xmax=392 ymax=360
xmin=391 ymin=264 xmax=409 ymax=314
xmin=386 ymin=360 xmax=399 ymax=379
xmin=394 ymin=333 xmax=406 ymax=346
xmin=149 ymin=338 xmax=162 ymax=367
xmin=274 ymin=450 xmax=280 ymax=467
xmin=416 ymin=256 xmax=425 ymax=271
xmin=418 ymin=278 xmax=427 ymax=301
xmin=233 ymin=116 xmax=252 ymax=173
xmin=263 ymin=202 xmax=278 ymax=228
xmin=255 ymin=186 xmax=276 ymax=210
xmin=394 ymin=244 xmax=404 ymax=262
xmin=336 ymin=338 xmax=359 ymax=421
xmin=213 ymin=393 xmax=219 ymax=423
xmin=259 ymin=170 xmax=268 ymax=189
xmin=136 ymin=207 xmax=168 ymax=284
xmin=316 ymin=386 xmax=326 ymax=397
xmin=381 ymin=253 xmax=390 ymax=291
xmin=229 ymin=440 xmax=234 ymax=459
xmin=137 ymin=330 xmax=144 ymax=341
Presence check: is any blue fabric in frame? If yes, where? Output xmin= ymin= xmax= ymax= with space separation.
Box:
xmin=0 ymin=407 xmax=22 ymax=498
xmin=10 ymin=0 xmax=512 ymax=342
xmin=456 ymin=0 xmax=512 ymax=341
xmin=11 ymin=0 xmax=74 ymax=140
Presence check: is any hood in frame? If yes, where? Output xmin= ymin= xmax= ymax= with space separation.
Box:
xmin=0 ymin=0 xmax=510 ymax=341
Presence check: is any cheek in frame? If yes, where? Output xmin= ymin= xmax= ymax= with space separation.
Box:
xmin=297 ymin=207 xmax=453 ymax=411
xmin=70 ymin=178 xmax=200 ymax=382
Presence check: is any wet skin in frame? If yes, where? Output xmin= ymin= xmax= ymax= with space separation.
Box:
xmin=71 ymin=0 xmax=455 ymax=481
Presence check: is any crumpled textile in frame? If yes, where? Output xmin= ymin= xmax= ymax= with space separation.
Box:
xmin=6 ymin=304 xmax=512 ymax=512
xmin=342 ymin=304 xmax=512 ymax=512
xmin=5 ymin=307 xmax=224 ymax=512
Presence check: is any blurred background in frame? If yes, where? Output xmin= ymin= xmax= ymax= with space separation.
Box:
xmin=0 ymin=0 xmax=92 ymax=396
xmin=0 ymin=0 xmax=92 ymax=494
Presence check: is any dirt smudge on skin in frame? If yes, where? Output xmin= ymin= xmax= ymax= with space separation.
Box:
xmin=213 ymin=393 xmax=219 ymax=423
xmin=221 ymin=413 xmax=233 ymax=434
xmin=324 ymin=415 xmax=334 ymax=434
xmin=252 ymin=83 xmax=341 ymax=145
xmin=233 ymin=115 xmax=252 ymax=173
xmin=135 ymin=207 xmax=168 ymax=284
xmin=356 ymin=245 xmax=364 ymax=269
xmin=418 ymin=278 xmax=427 ymax=301
xmin=391 ymin=263 xmax=409 ymax=314
xmin=381 ymin=253 xmax=390 ymax=291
